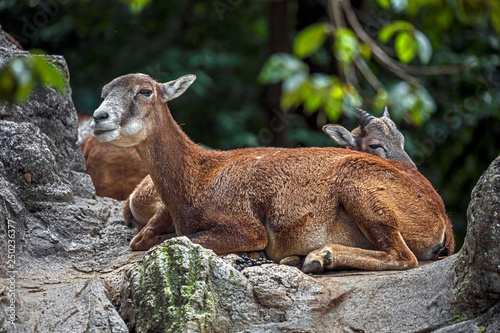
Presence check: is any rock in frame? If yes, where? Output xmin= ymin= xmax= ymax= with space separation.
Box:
xmin=122 ymin=237 xmax=463 ymax=333
xmin=0 ymin=25 xmax=135 ymax=333
xmin=0 ymin=26 xmax=89 ymax=200
xmin=121 ymin=237 xmax=258 ymax=333
xmin=14 ymin=278 xmax=128 ymax=333
xmin=454 ymin=156 xmax=500 ymax=317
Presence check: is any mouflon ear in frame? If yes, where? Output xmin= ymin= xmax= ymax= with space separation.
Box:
xmin=161 ymin=74 xmax=196 ymax=102
xmin=323 ymin=124 xmax=357 ymax=149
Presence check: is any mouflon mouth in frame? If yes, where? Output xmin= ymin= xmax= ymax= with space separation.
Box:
xmin=93 ymin=128 xmax=116 ymax=135
xmin=92 ymin=127 xmax=120 ymax=143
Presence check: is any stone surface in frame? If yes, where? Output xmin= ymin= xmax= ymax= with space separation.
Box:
xmin=122 ymin=237 xmax=258 ymax=333
xmin=0 ymin=24 xmax=499 ymax=333
xmin=454 ymin=155 xmax=500 ymax=317
xmin=0 ymin=25 xmax=136 ymax=333
xmin=122 ymin=237 xmax=461 ymax=333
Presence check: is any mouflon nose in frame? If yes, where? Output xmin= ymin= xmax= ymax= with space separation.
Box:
xmin=93 ymin=109 xmax=109 ymax=122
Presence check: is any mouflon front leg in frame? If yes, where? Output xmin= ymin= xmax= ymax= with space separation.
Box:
xmin=130 ymin=207 xmax=175 ymax=250
xmin=183 ymin=214 xmax=268 ymax=255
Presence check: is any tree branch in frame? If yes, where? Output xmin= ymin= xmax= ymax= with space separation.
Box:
xmin=353 ymin=56 xmax=384 ymax=92
xmin=341 ymin=0 xmax=421 ymax=86
xmin=341 ymin=0 xmax=469 ymax=81
xmin=328 ymin=0 xmax=358 ymax=88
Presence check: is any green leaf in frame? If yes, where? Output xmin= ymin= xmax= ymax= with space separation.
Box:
xmin=395 ymin=31 xmax=416 ymax=64
xmin=324 ymin=99 xmax=343 ymax=121
xmin=281 ymin=90 xmax=303 ymax=110
xmin=360 ymin=43 xmax=371 ymax=60
xmin=379 ymin=21 xmax=414 ymax=43
xmin=9 ymin=58 xmax=32 ymax=88
xmin=282 ymin=72 xmax=308 ymax=93
xmin=15 ymin=79 xmax=34 ymax=102
xmin=119 ymin=0 xmax=151 ymax=13
xmin=0 ymin=54 xmax=67 ymax=103
xmin=376 ymin=0 xmax=391 ymax=9
xmin=391 ymin=0 xmax=408 ymax=13
xmin=310 ymin=73 xmax=332 ymax=90
xmin=304 ymin=93 xmax=323 ymax=113
xmin=258 ymin=53 xmax=308 ymax=84
xmin=293 ymin=23 xmax=330 ymax=59
xmin=414 ymin=30 xmax=432 ymax=64
xmin=373 ymin=89 xmax=388 ymax=110
xmin=387 ymin=82 xmax=436 ymax=125
xmin=32 ymin=56 xmax=67 ymax=93
xmin=334 ymin=28 xmax=359 ymax=65
xmin=490 ymin=0 xmax=500 ymax=32
xmin=329 ymin=80 xmax=344 ymax=100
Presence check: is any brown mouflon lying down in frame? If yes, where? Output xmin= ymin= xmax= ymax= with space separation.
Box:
xmin=123 ymin=107 xmax=415 ymax=238
xmin=91 ymin=73 xmax=453 ymax=273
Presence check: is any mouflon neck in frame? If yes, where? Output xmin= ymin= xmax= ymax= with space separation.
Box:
xmin=134 ymin=104 xmax=204 ymax=207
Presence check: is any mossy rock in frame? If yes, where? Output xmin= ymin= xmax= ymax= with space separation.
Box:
xmin=126 ymin=237 xmax=258 ymax=333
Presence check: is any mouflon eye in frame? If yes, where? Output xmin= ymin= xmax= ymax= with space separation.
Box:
xmin=369 ymin=144 xmax=383 ymax=150
xmin=138 ymin=89 xmax=153 ymax=97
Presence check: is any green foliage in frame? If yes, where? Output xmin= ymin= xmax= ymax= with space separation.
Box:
xmin=394 ymin=30 xmax=416 ymax=64
xmin=259 ymin=55 xmax=361 ymax=121
xmin=119 ymin=0 xmax=152 ymax=13
xmin=413 ymin=31 xmax=432 ymax=64
xmin=453 ymin=311 xmax=467 ymax=323
xmin=379 ymin=21 xmax=432 ymax=64
xmin=378 ymin=20 xmax=414 ymax=42
xmin=334 ymin=28 xmax=359 ymax=65
xmin=258 ymin=53 xmax=308 ymax=85
xmin=388 ymin=82 xmax=435 ymax=124
xmin=0 ymin=0 xmax=268 ymax=148
xmin=0 ymin=52 xmax=66 ymax=103
xmin=293 ymin=23 xmax=329 ymax=59
xmin=376 ymin=0 xmax=391 ymax=9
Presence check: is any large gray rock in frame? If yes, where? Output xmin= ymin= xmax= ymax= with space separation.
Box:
xmin=121 ymin=237 xmax=258 ymax=333
xmin=0 ymin=25 xmax=136 ymax=333
xmin=454 ymin=156 xmax=500 ymax=317
xmin=121 ymin=237 xmax=460 ymax=333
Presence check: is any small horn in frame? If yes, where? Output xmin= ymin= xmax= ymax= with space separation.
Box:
xmin=356 ymin=108 xmax=374 ymax=128
xmin=383 ymin=106 xmax=391 ymax=119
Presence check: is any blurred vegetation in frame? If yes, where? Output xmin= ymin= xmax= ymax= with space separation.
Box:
xmin=1 ymin=0 xmax=499 ymax=249
xmin=0 ymin=51 xmax=66 ymax=103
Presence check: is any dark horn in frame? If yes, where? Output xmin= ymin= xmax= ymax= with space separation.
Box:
xmin=382 ymin=106 xmax=391 ymax=119
xmin=356 ymin=108 xmax=374 ymax=128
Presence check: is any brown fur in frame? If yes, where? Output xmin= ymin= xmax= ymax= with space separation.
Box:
xmin=80 ymin=135 xmax=148 ymax=200
xmin=124 ymin=109 xmax=415 ymax=236
xmin=91 ymin=74 xmax=454 ymax=272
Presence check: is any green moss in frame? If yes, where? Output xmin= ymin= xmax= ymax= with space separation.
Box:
xmin=131 ymin=239 xmax=219 ymax=333
xmin=453 ymin=310 xmax=467 ymax=324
